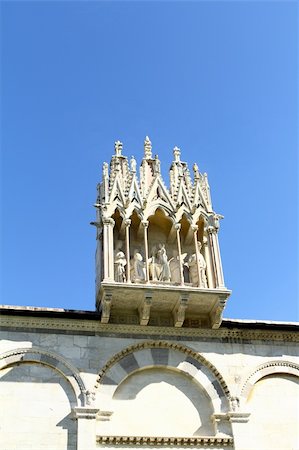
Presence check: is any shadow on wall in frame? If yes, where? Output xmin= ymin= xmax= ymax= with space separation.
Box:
xmin=0 ymin=363 xmax=77 ymax=450
xmin=244 ymin=374 xmax=299 ymax=450
xmin=111 ymin=367 xmax=214 ymax=436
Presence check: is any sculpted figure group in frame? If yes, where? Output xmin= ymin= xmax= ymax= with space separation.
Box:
xmin=114 ymin=240 xmax=208 ymax=288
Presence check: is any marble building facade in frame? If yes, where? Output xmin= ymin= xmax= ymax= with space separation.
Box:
xmin=0 ymin=138 xmax=298 ymax=450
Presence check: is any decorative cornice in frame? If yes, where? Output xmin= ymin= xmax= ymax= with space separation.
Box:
xmin=226 ymin=412 xmax=250 ymax=423
xmin=96 ymin=435 xmax=233 ymax=447
xmin=1 ymin=315 xmax=298 ymax=342
xmin=73 ymin=407 xmax=99 ymax=420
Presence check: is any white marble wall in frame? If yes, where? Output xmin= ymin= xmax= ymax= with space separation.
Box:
xmin=0 ymin=325 xmax=298 ymax=450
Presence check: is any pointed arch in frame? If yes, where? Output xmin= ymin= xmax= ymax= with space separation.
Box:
xmin=192 ymin=181 xmax=209 ymax=212
xmin=176 ymin=180 xmax=193 ymax=211
xmin=126 ymin=175 xmax=143 ymax=207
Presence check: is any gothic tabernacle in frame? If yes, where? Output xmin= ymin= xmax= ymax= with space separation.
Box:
xmin=93 ymin=137 xmax=231 ymax=328
xmin=1 ymin=137 xmax=298 ymax=450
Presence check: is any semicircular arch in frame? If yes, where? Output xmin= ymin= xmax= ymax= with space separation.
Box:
xmin=240 ymin=359 xmax=299 ymax=402
xmin=0 ymin=346 xmax=87 ymax=407
xmin=95 ymin=341 xmax=231 ymax=413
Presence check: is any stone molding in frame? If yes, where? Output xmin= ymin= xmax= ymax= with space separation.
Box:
xmin=72 ymin=407 xmax=99 ymax=420
xmin=95 ymin=341 xmax=231 ymax=408
xmin=226 ymin=412 xmax=251 ymax=423
xmin=1 ymin=315 xmax=298 ymax=342
xmin=240 ymin=359 xmax=299 ymax=400
xmin=96 ymin=435 xmax=233 ymax=447
xmin=0 ymin=346 xmax=87 ymax=406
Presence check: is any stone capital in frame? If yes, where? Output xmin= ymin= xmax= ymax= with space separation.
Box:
xmin=102 ymin=217 xmax=115 ymax=227
xmin=174 ymin=222 xmax=181 ymax=231
xmin=124 ymin=218 xmax=131 ymax=227
xmin=207 ymin=225 xmax=217 ymax=235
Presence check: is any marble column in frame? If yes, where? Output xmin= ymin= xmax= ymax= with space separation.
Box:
xmin=124 ymin=219 xmax=131 ymax=283
xmin=142 ymin=220 xmax=150 ymax=282
xmin=208 ymin=226 xmax=225 ymax=288
xmin=192 ymin=225 xmax=201 ymax=287
xmin=95 ymin=226 xmax=103 ymax=305
xmin=102 ymin=217 xmax=115 ymax=282
xmin=203 ymin=232 xmax=214 ymax=289
xmin=175 ymin=222 xmax=184 ymax=285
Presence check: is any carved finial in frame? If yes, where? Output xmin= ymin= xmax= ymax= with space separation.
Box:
xmin=102 ymin=162 xmax=109 ymax=179
xmin=144 ymin=136 xmax=152 ymax=159
xmin=130 ymin=156 xmax=137 ymax=173
xmin=114 ymin=140 xmax=123 ymax=156
xmin=193 ymin=163 xmax=200 ymax=179
xmin=173 ymin=146 xmax=181 ymax=162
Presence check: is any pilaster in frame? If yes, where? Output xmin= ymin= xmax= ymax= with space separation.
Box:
xmin=73 ymin=407 xmax=99 ymax=450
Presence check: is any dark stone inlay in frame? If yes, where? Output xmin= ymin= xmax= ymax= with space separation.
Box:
xmin=150 ymin=348 xmax=169 ymax=366
xmin=185 ymin=356 xmax=203 ymax=371
xmin=212 ymin=379 xmax=225 ymax=398
xmin=119 ymin=353 xmax=139 ymax=374
xmin=102 ymin=375 xmax=117 ymax=386
xmin=40 ymin=354 xmax=58 ymax=367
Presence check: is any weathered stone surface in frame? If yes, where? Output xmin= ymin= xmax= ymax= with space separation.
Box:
xmin=1 ymin=316 xmax=298 ymax=450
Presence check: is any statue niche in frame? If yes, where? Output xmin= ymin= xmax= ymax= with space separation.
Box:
xmin=147 ymin=209 xmax=173 ymax=284
xmin=149 ymin=244 xmax=171 ymax=282
xmin=188 ymin=241 xmax=208 ymax=288
xmin=131 ymin=251 xmax=146 ymax=282
xmin=114 ymin=242 xmax=127 ymax=282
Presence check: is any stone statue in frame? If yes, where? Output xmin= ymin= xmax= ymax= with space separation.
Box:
xmin=193 ymin=163 xmax=200 ymax=179
xmin=173 ymin=146 xmax=181 ymax=162
xmin=230 ymin=396 xmax=240 ymax=412
xmin=114 ymin=140 xmax=123 ymax=157
xmin=169 ymin=250 xmax=182 ymax=284
xmin=114 ymin=245 xmax=127 ymax=283
xmin=177 ymin=161 xmax=183 ymax=177
xmin=131 ymin=252 xmax=146 ymax=282
xmin=85 ymin=390 xmax=96 ymax=406
xmin=102 ymin=162 xmax=108 ymax=179
xmin=130 ymin=156 xmax=137 ymax=173
xmin=149 ymin=246 xmax=159 ymax=281
xmin=144 ymin=136 xmax=152 ymax=159
xmin=188 ymin=241 xmax=208 ymax=287
xmin=157 ymin=244 xmax=171 ymax=282
xmin=154 ymin=155 xmax=161 ymax=174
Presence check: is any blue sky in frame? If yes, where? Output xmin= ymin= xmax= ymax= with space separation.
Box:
xmin=1 ymin=1 xmax=298 ymax=321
